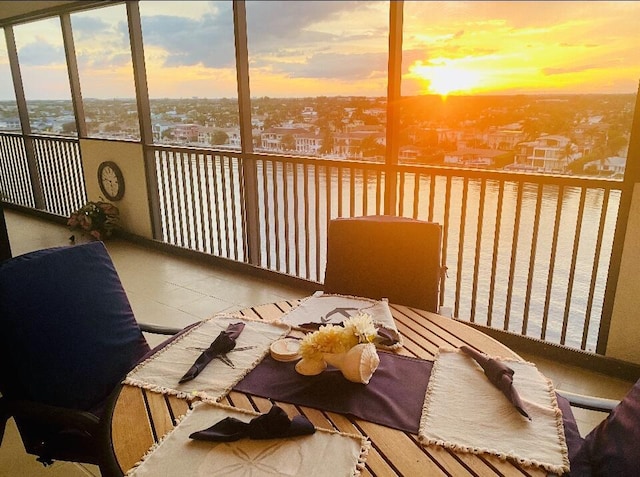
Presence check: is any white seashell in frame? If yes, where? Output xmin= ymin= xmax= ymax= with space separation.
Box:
xmin=295 ymin=357 xmax=327 ymax=376
xmin=323 ymin=343 xmax=380 ymax=384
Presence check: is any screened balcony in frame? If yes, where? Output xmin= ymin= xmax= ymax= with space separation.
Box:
xmin=2 ymin=2 xmax=640 ymax=474
xmin=1 ymin=2 xmax=639 ymax=373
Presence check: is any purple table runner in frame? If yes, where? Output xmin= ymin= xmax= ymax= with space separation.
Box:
xmin=234 ymin=351 xmax=433 ymax=434
xmin=233 ymin=350 xmax=584 ymax=468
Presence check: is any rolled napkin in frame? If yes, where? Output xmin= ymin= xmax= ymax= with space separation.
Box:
xmin=179 ymin=322 xmax=245 ymax=384
xmin=189 ymin=405 xmax=316 ymax=442
xmin=459 ymin=345 xmax=531 ymax=420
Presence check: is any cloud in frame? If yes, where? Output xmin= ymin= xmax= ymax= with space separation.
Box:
xmin=18 ymin=40 xmax=64 ymax=66
xmin=140 ymin=8 xmax=235 ymax=68
xmin=71 ymin=15 xmax=110 ymax=40
xmin=273 ymin=51 xmax=387 ymax=80
xmin=245 ymin=1 xmax=363 ymax=41
xmin=543 ymin=64 xmax=599 ymax=76
xmin=140 ymin=0 xmax=385 ymax=83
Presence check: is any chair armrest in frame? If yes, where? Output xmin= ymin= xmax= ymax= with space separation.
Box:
xmin=2 ymin=398 xmax=100 ymax=435
xmin=139 ymin=322 xmax=183 ymax=335
xmin=557 ymin=389 xmax=620 ymax=413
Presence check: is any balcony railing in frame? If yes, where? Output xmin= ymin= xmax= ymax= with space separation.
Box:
xmin=152 ymin=143 xmax=623 ymax=352
xmin=0 ymin=133 xmax=626 ymax=353
xmin=0 ymin=133 xmax=86 ymax=216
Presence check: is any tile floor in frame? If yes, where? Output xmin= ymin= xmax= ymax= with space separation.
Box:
xmin=0 ymin=209 xmax=636 ymax=476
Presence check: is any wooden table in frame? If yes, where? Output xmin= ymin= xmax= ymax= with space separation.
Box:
xmin=111 ymin=300 xmax=551 ymax=477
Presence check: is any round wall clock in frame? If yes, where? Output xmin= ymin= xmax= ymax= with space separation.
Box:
xmin=97 ymin=161 xmax=125 ymax=201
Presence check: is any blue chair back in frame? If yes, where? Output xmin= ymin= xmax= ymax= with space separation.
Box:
xmin=0 ymin=241 xmax=150 ymax=411
xmin=323 ymin=215 xmax=443 ymax=312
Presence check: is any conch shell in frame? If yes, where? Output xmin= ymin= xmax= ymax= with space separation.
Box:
xmin=323 ymin=343 xmax=380 ymax=384
xmin=295 ymin=357 xmax=327 ymax=376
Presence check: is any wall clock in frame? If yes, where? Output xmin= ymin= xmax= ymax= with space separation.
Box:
xmin=97 ymin=161 xmax=125 ymax=201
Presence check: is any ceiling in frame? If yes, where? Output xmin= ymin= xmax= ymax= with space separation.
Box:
xmin=0 ymin=1 xmax=82 ymax=23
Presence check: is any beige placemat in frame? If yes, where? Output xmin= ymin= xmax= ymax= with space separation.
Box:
xmin=126 ymin=402 xmax=370 ymax=477
xmin=280 ymin=291 xmax=403 ymax=350
xmin=124 ymin=315 xmax=290 ymax=401
xmin=419 ymin=348 xmax=569 ymax=474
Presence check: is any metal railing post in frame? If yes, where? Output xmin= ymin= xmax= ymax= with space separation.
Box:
xmin=234 ymin=0 xmax=261 ymax=266
xmin=597 ymin=80 xmax=640 ymax=354
xmin=384 ymin=0 xmax=403 ymax=216
xmin=4 ymin=26 xmax=45 ymax=210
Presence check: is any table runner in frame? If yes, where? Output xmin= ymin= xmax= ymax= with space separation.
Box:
xmin=279 ymin=292 xmax=403 ymax=350
xmin=419 ymin=348 xmax=570 ymax=474
xmin=125 ymin=402 xmax=370 ymax=477
xmin=124 ymin=315 xmax=290 ymax=401
xmin=234 ymin=352 xmax=433 ymax=433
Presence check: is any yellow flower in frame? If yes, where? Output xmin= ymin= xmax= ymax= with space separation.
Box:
xmin=299 ymin=313 xmax=377 ymax=361
xmin=299 ymin=324 xmax=357 ymax=361
xmin=343 ymin=312 xmax=377 ymax=344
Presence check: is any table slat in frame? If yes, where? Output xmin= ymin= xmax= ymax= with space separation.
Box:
xmin=111 ymin=386 xmax=155 ymax=473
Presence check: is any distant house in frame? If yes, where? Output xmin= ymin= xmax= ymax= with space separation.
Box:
xmin=152 ymin=121 xmax=174 ymax=142
xmin=172 ymin=124 xmax=200 ymax=143
xmin=584 ymin=156 xmax=626 ymax=177
xmin=294 ymin=131 xmax=323 ymax=155
xmin=332 ymin=129 xmax=384 ymax=159
xmin=260 ymin=127 xmax=309 ymax=152
xmin=301 ymin=107 xmax=318 ymax=123
xmin=484 ymin=126 xmax=525 ymax=150
xmin=511 ymin=135 xmax=580 ymax=173
xmin=444 ymin=148 xmax=510 ymax=167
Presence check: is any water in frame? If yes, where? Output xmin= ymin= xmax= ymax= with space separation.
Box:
xmin=158 ymin=154 xmax=620 ymax=352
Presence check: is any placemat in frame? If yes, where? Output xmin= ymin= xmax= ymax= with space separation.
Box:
xmin=279 ymin=291 xmax=403 ymax=350
xmin=125 ymin=402 xmax=370 ymax=477
xmin=419 ymin=348 xmax=570 ymax=474
xmin=124 ymin=315 xmax=290 ymax=401
xmin=234 ymin=352 xmax=433 ymax=433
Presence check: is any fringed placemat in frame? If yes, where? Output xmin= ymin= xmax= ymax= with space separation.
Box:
xmin=124 ymin=315 xmax=290 ymax=401
xmin=125 ymin=402 xmax=370 ymax=477
xmin=419 ymin=348 xmax=570 ymax=474
xmin=280 ymin=291 xmax=403 ymax=350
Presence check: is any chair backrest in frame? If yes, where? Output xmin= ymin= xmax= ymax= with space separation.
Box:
xmin=569 ymin=378 xmax=640 ymax=475
xmin=0 ymin=241 xmax=150 ymax=411
xmin=0 ymin=204 xmax=10 ymax=261
xmin=323 ymin=215 xmax=443 ymax=312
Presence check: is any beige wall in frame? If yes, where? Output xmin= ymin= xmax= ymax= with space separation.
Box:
xmin=79 ymin=139 xmax=153 ymax=239
xmin=607 ymin=182 xmax=640 ymax=365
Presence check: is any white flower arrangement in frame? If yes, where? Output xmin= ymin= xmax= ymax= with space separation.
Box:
xmin=296 ymin=312 xmax=381 ymax=384
xmin=298 ymin=312 xmax=377 ymax=362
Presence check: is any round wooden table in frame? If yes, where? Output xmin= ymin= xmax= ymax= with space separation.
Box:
xmin=111 ymin=300 xmax=551 ymax=477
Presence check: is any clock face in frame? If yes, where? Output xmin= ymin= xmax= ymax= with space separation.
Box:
xmin=98 ymin=161 xmax=125 ymax=201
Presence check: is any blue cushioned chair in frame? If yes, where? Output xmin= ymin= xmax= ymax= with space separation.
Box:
xmin=558 ymin=381 xmax=640 ymax=476
xmin=323 ymin=215 xmax=444 ymax=313
xmin=0 ymin=242 xmax=181 ymax=476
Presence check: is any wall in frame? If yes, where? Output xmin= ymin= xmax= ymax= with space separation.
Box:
xmin=79 ymin=139 xmax=153 ymax=239
xmin=607 ymin=182 xmax=640 ymax=365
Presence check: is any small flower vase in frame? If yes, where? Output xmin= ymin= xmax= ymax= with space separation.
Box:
xmin=323 ymin=343 xmax=380 ymax=384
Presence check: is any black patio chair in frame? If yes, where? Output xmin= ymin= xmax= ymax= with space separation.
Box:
xmin=0 ymin=241 xmax=182 ymax=476
xmin=323 ymin=215 xmax=444 ymax=313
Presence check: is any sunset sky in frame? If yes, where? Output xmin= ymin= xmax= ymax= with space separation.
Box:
xmin=1 ymin=1 xmax=639 ymax=100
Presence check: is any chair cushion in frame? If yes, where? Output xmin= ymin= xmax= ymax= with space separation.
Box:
xmin=570 ymin=378 xmax=640 ymax=476
xmin=323 ymin=215 xmax=442 ymax=312
xmin=0 ymin=241 xmax=150 ymax=411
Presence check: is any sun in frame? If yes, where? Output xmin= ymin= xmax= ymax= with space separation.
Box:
xmin=409 ymin=59 xmax=484 ymax=97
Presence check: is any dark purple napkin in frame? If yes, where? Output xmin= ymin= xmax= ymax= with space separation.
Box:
xmin=189 ymin=405 xmax=315 ymax=442
xmin=179 ymin=322 xmax=245 ymax=384
xmin=460 ymin=345 xmax=531 ymax=420
xmin=234 ymin=352 xmax=433 ymax=433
